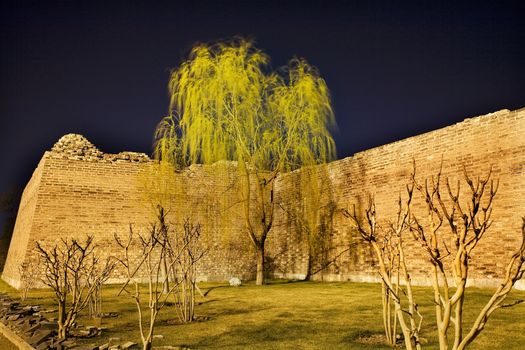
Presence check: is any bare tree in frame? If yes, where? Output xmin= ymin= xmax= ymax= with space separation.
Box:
xmin=114 ymin=207 xmax=205 ymax=350
xmin=410 ymin=166 xmax=525 ymax=350
xmin=18 ymin=260 xmax=37 ymax=301
xmin=170 ymin=218 xmax=206 ymax=323
xmin=115 ymin=224 xmax=168 ymax=350
xmin=344 ymin=186 xmax=422 ymax=350
xmin=86 ymin=253 xmax=111 ymax=319
xmin=35 ymin=236 xmax=115 ymax=339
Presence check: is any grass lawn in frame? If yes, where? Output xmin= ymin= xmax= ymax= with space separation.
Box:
xmin=0 ymin=279 xmax=524 ymax=349
xmin=0 ymin=333 xmax=17 ymax=350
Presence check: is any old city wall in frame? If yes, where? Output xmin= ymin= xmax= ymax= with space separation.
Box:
xmin=1 ymin=157 xmax=46 ymax=288
xmin=1 ymin=137 xmax=267 ymax=288
xmin=2 ymin=107 xmax=524 ymax=289
xmin=271 ymin=108 xmax=525 ymax=289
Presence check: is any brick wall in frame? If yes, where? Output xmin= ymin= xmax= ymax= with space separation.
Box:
xmin=2 ymin=107 xmax=524 ymax=289
xmin=270 ymin=108 xmax=525 ymax=289
xmin=2 ymin=157 xmax=45 ymax=288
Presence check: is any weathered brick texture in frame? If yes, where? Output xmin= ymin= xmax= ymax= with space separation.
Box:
xmin=3 ymin=108 xmax=524 ymax=289
xmin=276 ymin=107 xmax=524 ymax=290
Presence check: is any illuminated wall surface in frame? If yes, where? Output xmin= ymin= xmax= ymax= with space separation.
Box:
xmin=3 ymin=108 xmax=524 ymax=289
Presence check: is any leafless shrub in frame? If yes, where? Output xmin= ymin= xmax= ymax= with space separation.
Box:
xmin=344 ymin=186 xmax=422 ymax=350
xmin=345 ymin=163 xmax=525 ymax=350
xmin=410 ymin=165 xmax=525 ymax=350
xmin=169 ymin=218 xmax=206 ymax=323
xmin=35 ymin=236 xmax=115 ymax=339
xmin=86 ymin=254 xmax=111 ymax=318
xmin=114 ymin=207 xmax=205 ymax=350
xmin=18 ymin=260 xmax=38 ymax=301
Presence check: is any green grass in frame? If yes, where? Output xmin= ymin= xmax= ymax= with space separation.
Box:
xmin=0 ymin=334 xmax=17 ymax=350
xmin=0 ymin=279 xmax=524 ymax=349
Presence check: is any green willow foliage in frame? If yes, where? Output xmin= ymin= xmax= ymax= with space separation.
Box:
xmin=154 ymin=39 xmax=336 ymax=172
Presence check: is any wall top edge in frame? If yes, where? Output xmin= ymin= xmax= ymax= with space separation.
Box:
xmin=342 ymin=107 xmax=522 ymax=162
xmin=43 ymin=106 xmax=524 ymax=169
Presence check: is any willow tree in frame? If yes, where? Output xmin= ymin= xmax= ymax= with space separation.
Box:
xmin=155 ymin=39 xmax=336 ymax=285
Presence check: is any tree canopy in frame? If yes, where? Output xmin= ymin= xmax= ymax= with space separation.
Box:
xmin=154 ymin=38 xmax=336 ymax=173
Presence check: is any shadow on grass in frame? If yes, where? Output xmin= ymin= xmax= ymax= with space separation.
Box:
xmin=200 ymin=279 xmax=311 ymax=298
xmin=191 ymin=320 xmax=393 ymax=349
xmin=214 ymin=306 xmax=272 ymax=317
xmin=341 ymin=329 xmax=391 ymax=349
xmin=202 ymin=285 xmax=229 ymax=297
xmin=193 ymin=321 xmax=314 ymax=348
xmin=264 ymin=279 xmax=309 ymax=285
xmin=197 ymin=298 xmax=220 ymax=306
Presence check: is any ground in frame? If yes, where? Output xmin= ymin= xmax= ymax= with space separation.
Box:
xmin=0 ymin=333 xmax=16 ymax=350
xmin=0 ymin=279 xmax=524 ymax=349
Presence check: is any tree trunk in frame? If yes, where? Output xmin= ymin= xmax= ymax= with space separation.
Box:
xmin=255 ymin=244 xmax=265 ymax=286
xmin=161 ymin=257 xmax=169 ymax=294
xmin=57 ymin=300 xmax=67 ymax=339
xmin=305 ymin=254 xmax=312 ymax=281
xmin=143 ymin=340 xmax=152 ymax=350
xmin=304 ymin=244 xmax=314 ymax=280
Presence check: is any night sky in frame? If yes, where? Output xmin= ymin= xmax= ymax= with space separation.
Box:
xmin=1 ymin=0 xmax=524 ymax=196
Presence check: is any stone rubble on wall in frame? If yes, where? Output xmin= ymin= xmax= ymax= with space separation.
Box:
xmin=49 ymin=133 xmax=151 ymax=163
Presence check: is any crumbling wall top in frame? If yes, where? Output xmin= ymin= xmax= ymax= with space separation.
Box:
xmin=49 ymin=133 xmax=151 ymax=163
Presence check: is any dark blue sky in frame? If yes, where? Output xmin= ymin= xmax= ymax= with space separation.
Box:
xmin=1 ymin=0 xmax=524 ymax=195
